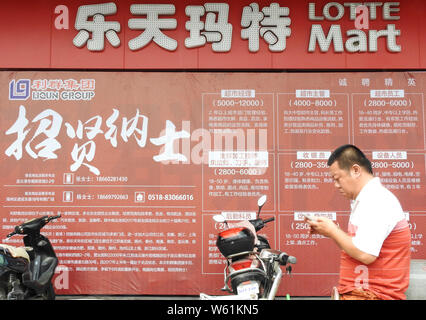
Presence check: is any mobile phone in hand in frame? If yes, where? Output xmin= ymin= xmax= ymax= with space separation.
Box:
xmin=302 ymin=213 xmax=318 ymax=221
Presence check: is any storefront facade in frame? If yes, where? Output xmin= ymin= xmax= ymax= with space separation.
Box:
xmin=1 ymin=0 xmax=425 ymax=296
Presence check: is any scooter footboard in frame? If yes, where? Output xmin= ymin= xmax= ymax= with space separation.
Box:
xmin=22 ymin=256 xmax=58 ymax=292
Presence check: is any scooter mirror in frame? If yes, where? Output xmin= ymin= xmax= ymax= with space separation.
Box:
xmin=257 ymin=195 xmax=267 ymax=208
xmin=257 ymin=195 xmax=267 ymax=218
xmin=213 ymin=215 xmax=226 ymax=223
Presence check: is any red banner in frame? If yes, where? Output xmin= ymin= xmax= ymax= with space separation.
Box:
xmin=0 ymin=0 xmax=425 ymax=69
xmin=1 ymin=71 xmax=425 ymax=296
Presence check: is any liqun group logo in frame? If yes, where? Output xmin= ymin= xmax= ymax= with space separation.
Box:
xmin=9 ymin=78 xmax=96 ymax=101
xmin=9 ymin=79 xmax=31 ymax=100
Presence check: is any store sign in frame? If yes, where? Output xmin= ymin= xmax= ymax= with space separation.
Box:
xmin=61 ymin=2 xmax=290 ymax=53
xmin=308 ymin=2 xmax=401 ymax=52
xmin=53 ymin=1 xmax=400 ymax=53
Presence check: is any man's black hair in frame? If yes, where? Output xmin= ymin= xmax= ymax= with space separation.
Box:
xmin=327 ymin=144 xmax=373 ymax=174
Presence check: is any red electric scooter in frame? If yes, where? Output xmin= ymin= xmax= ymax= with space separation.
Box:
xmin=200 ymin=196 xmax=296 ymax=300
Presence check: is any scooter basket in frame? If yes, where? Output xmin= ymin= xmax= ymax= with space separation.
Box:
xmin=216 ymin=227 xmax=255 ymax=257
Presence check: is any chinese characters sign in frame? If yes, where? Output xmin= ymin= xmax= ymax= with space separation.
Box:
xmin=70 ymin=1 xmax=401 ymax=53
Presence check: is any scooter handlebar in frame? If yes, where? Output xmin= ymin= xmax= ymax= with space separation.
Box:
xmin=263 ymin=217 xmax=275 ymax=224
xmin=277 ymin=252 xmax=297 ymax=265
xmin=287 ymin=255 xmax=297 ymax=264
xmin=5 ymin=215 xmax=61 ymax=239
xmin=250 ymin=217 xmax=275 ymax=231
xmin=47 ymin=214 xmax=61 ymax=222
xmin=6 ymin=231 xmax=17 ymax=238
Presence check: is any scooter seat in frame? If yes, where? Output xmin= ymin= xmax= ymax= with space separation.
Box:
xmin=0 ymin=244 xmax=30 ymax=261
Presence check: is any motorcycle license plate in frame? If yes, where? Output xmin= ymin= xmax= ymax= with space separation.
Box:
xmin=237 ymin=281 xmax=259 ymax=296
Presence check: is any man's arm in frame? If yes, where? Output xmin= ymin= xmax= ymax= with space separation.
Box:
xmin=307 ymin=217 xmax=377 ymax=265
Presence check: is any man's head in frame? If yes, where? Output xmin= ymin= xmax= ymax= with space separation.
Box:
xmin=327 ymin=144 xmax=373 ymax=200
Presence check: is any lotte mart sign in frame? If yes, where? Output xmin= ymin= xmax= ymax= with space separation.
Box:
xmin=63 ymin=2 xmax=401 ymax=53
xmin=1 ymin=0 xmax=425 ymax=69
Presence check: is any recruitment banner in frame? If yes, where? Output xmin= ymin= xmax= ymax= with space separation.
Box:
xmin=1 ymin=71 xmax=425 ymax=296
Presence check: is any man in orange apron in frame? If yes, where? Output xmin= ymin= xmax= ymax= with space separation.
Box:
xmin=307 ymin=144 xmax=411 ymax=300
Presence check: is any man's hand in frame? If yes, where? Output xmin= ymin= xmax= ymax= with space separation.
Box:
xmin=305 ymin=216 xmax=338 ymax=238
xmin=305 ymin=216 xmax=377 ymax=265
